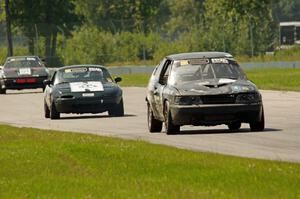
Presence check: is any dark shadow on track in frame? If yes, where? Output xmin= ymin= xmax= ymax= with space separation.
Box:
xmin=58 ymin=114 xmax=137 ymax=120
xmin=174 ymin=128 xmax=282 ymax=135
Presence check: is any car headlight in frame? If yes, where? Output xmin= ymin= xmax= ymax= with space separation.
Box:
xmin=236 ymin=93 xmax=260 ymax=104
xmin=232 ymin=85 xmax=256 ymax=92
xmin=174 ymin=96 xmax=202 ymax=105
xmin=57 ymin=88 xmax=70 ymax=95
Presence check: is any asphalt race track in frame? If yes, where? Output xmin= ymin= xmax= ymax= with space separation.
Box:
xmin=0 ymin=88 xmax=299 ymax=163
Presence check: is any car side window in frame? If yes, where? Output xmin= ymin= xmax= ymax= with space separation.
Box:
xmin=159 ymin=59 xmax=172 ymax=85
xmin=52 ymin=72 xmax=58 ymax=85
xmin=149 ymin=59 xmax=165 ymax=84
xmin=154 ymin=59 xmax=166 ymax=78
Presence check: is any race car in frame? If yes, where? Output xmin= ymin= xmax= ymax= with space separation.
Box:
xmin=0 ymin=56 xmax=49 ymax=94
xmin=146 ymin=52 xmax=265 ymax=134
xmin=44 ymin=65 xmax=124 ymax=119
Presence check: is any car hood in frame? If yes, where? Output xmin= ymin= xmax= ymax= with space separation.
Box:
xmin=3 ymin=67 xmax=49 ymax=78
xmin=175 ymin=79 xmax=258 ymax=95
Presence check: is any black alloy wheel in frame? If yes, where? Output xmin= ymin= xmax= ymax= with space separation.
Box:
xmin=228 ymin=122 xmax=241 ymax=131
xmin=50 ymin=102 xmax=60 ymax=119
xmin=147 ymin=103 xmax=162 ymax=133
xmin=164 ymin=101 xmax=180 ymax=135
xmin=250 ymin=108 xmax=265 ymax=132
xmin=109 ymin=98 xmax=124 ymax=117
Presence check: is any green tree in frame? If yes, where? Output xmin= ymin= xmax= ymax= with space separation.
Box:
xmin=272 ymin=0 xmax=300 ymax=22
xmin=2 ymin=0 xmax=13 ymax=56
xmin=73 ymin=0 xmax=165 ymax=33
xmin=164 ymin=0 xmax=205 ymax=38
xmin=204 ymin=0 xmax=275 ymax=56
xmin=9 ymin=0 xmax=80 ymax=65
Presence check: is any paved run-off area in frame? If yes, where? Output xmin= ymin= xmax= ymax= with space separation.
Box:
xmin=0 ymin=88 xmax=299 ymax=163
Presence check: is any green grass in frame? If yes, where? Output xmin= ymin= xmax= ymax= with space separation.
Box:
xmin=118 ymin=68 xmax=300 ymax=91
xmin=246 ymin=68 xmax=300 ymax=91
xmin=119 ymin=73 xmax=151 ymax=87
xmin=0 ymin=125 xmax=299 ymax=198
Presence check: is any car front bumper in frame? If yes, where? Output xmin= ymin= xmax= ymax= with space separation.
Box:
xmin=54 ymin=95 xmax=122 ymax=114
xmin=1 ymin=76 xmax=48 ymax=90
xmin=170 ymin=103 xmax=263 ymax=126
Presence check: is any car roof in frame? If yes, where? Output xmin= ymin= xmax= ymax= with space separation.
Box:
xmin=6 ymin=56 xmax=40 ymax=60
xmin=58 ymin=65 xmax=107 ymax=71
xmin=166 ymin=52 xmax=233 ymax=60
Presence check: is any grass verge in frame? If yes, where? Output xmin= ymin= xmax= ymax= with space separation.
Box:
xmin=245 ymin=68 xmax=300 ymax=91
xmin=0 ymin=125 xmax=299 ymax=198
xmin=119 ymin=68 xmax=300 ymax=91
xmin=119 ymin=73 xmax=150 ymax=87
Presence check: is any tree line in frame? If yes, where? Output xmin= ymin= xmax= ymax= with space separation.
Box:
xmin=1 ymin=0 xmax=300 ymax=66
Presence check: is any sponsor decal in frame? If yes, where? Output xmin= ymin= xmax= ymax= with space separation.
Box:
xmin=70 ymin=81 xmax=104 ymax=92
xmin=180 ymin=60 xmax=189 ymax=66
xmin=65 ymin=68 xmax=87 ymax=73
xmin=26 ymin=57 xmax=36 ymax=61
xmin=89 ymin=67 xmax=102 ymax=72
xmin=211 ymin=58 xmax=229 ymax=64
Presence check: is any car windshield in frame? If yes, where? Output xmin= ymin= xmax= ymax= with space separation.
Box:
xmin=4 ymin=58 xmax=42 ymax=68
xmin=169 ymin=59 xmax=246 ymax=85
xmin=55 ymin=67 xmax=113 ymax=84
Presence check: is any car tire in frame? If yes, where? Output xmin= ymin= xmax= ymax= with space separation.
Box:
xmin=50 ymin=102 xmax=60 ymax=120
xmin=227 ymin=122 xmax=241 ymax=131
xmin=0 ymin=85 xmax=6 ymax=94
xmin=164 ymin=101 xmax=180 ymax=135
xmin=109 ymin=98 xmax=124 ymax=117
xmin=250 ymin=108 xmax=265 ymax=132
xmin=147 ymin=103 xmax=162 ymax=133
xmin=44 ymin=101 xmax=50 ymax=118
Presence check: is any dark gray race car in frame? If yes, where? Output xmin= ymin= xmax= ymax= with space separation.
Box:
xmin=44 ymin=65 xmax=124 ymax=119
xmin=146 ymin=52 xmax=265 ymax=134
xmin=0 ymin=56 xmax=49 ymax=94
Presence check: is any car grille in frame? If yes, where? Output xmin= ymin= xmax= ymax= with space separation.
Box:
xmin=201 ymin=94 xmax=236 ymax=104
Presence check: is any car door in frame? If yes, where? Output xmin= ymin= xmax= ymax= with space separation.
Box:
xmin=147 ymin=60 xmax=165 ymax=119
xmin=153 ymin=59 xmax=172 ymax=120
xmin=45 ymin=71 xmax=56 ymax=106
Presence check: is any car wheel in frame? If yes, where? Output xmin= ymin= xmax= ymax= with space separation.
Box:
xmin=250 ymin=108 xmax=265 ymax=132
xmin=44 ymin=101 xmax=50 ymax=118
xmin=227 ymin=122 xmax=241 ymax=131
xmin=109 ymin=98 xmax=124 ymax=117
xmin=164 ymin=101 xmax=180 ymax=135
xmin=147 ymin=103 xmax=162 ymax=133
xmin=0 ymin=85 xmax=6 ymax=94
xmin=50 ymin=102 xmax=60 ymax=120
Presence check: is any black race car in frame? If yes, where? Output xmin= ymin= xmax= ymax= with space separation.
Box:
xmin=146 ymin=52 xmax=265 ymax=134
xmin=0 ymin=56 xmax=49 ymax=94
xmin=44 ymin=65 xmax=124 ymax=119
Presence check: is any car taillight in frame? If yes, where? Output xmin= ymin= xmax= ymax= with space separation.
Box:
xmin=27 ymin=78 xmax=37 ymax=83
xmin=16 ymin=79 xmax=26 ymax=83
xmin=16 ymin=78 xmax=37 ymax=83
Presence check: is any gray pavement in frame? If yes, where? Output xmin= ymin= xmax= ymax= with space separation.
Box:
xmin=0 ymin=88 xmax=299 ymax=163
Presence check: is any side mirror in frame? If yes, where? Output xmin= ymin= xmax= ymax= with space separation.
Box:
xmin=114 ymin=77 xmax=122 ymax=83
xmin=43 ymin=79 xmax=52 ymax=86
